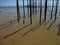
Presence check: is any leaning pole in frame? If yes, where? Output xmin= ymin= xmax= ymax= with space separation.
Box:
xmin=16 ymin=0 xmax=20 ymax=22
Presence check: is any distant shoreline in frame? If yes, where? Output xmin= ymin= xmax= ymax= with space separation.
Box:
xmin=0 ymin=6 xmax=60 ymax=8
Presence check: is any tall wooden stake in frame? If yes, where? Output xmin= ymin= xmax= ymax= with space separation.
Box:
xmin=16 ymin=0 xmax=20 ymax=22
xmin=39 ymin=0 xmax=42 ymax=23
xmin=54 ymin=0 xmax=59 ymax=20
xmin=35 ymin=0 xmax=37 ymax=14
xmin=27 ymin=0 xmax=29 ymax=17
xmin=51 ymin=0 xmax=54 ymax=19
xmin=44 ymin=0 xmax=47 ymax=22
xmin=30 ymin=0 xmax=32 ymax=24
xmin=23 ymin=0 xmax=25 ymax=24
xmin=33 ymin=0 xmax=34 ymax=15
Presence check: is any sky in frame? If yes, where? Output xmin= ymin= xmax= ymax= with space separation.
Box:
xmin=0 ymin=0 xmax=60 ymax=6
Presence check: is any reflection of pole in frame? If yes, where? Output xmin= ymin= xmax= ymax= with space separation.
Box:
xmin=44 ymin=0 xmax=47 ymax=22
xmin=54 ymin=0 xmax=59 ymax=20
xmin=27 ymin=0 xmax=29 ymax=17
xmin=16 ymin=0 xmax=20 ymax=22
xmin=39 ymin=0 xmax=42 ymax=23
xmin=30 ymin=0 xmax=32 ymax=24
xmin=51 ymin=0 xmax=54 ymax=19
xmin=23 ymin=0 xmax=25 ymax=24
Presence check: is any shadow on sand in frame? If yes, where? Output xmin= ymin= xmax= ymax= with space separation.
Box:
xmin=57 ymin=23 xmax=60 ymax=36
xmin=47 ymin=19 xmax=56 ymax=30
xmin=44 ymin=18 xmax=52 ymax=25
xmin=0 ymin=19 xmax=17 ymax=30
xmin=3 ymin=24 xmax=31 ymax=39
xmin=21 ymin=21 xmax=44 ymax=37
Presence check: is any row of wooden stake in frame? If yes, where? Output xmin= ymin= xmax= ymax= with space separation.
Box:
xmin=16 ymin=0 xmax=59 ymax=24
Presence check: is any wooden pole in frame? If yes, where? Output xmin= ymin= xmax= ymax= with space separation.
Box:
xmin=44 ymin=0 xmax=47 ymax=22
xmin=30 ymin=0 xmax=32 ymax=24
xmin=23 ymin=0 xmax=25 ymax=24
xmin=54 ymin=0 xmax=59 ymax=20
xmin=39 ymin=0 xmax=42 ymax=23
xmin=33 ymin=0 xmax=34 ymax=15
xmin=34 ymin=1 xmax=36 ymax=14
xmin=31 ymin=0 xmax=33 ymax=15
xmin=51 ymin=0 xmax=54 ymax=19
xmin=35 ymin=0 xmax=37 ymax=14
xmin=27 ymin=0 xmax=29 ymax=17
xmin=16 ymin=0 xmax=20 ymax=22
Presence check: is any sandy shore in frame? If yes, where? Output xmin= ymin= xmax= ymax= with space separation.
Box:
xmin=0 ymin=12 xmax=17 ymax=25
xmin=0 ymin=13 xmax=60 ymax=45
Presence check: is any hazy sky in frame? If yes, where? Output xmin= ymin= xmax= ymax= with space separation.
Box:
xmin=0 ymin=0 xmax=60 ymax=6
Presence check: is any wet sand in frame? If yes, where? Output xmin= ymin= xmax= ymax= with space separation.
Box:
xmin=0 ymin=12 xmax=17 ymax=26
xmin=0 ymin=13 xmax=60 ymax=45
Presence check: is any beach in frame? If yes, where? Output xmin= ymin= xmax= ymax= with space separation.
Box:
xmin=0 ymin=7 xmax=60 ymax=45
